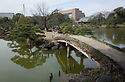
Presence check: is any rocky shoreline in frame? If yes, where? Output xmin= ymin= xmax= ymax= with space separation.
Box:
xmin=0 ymin=32 xmax=10 ymax=39
xmin=39 ymin=42 xmax=66 ymax=51
xmin=62 ymin=68 xmax=116 ymax=82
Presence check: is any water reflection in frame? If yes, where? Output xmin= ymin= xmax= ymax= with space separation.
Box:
xmin=55 ymin=50 xmax=83 ymax=74
xmin=40 ymin=49 xmax=84 ymax=74
xmin=11 ymin=55 xmax=47 ymax=69
xmin=7 ymin=40 xmax=100 ymax=74
xmin=94 ymin=28 xmax=125 ymax=48
xmin=0 ymin=39 xmax=101 ymax=82
xmin=7 ymin=41 xmax=48 ymax=69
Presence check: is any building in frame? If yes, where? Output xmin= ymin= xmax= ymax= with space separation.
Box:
xmin=59 ymin=8 xmax=85 ymax=20
xmin=0 ymin=13 xmax=14 ymax=19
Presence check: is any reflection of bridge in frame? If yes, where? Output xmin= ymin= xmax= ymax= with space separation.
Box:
xmin=42 ymin=49 xmax=84 ymax=74
xmin=50 ymin=33 xmax=125 ymax=73
xmin=55 ymin=50 xmax=84 ymax=74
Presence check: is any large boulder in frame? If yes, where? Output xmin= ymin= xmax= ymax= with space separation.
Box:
xmin=51 ymin=44 xmax=59 ymax=50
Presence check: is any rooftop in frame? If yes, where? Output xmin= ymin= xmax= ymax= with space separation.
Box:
xmin=76 ymin=17 xmax=91 ymax=23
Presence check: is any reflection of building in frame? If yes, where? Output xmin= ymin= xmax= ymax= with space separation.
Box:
xmin=0 ymin=13 xmax=14 ymax=19
xmin=59 ymin=8 xmax=85 ymax=20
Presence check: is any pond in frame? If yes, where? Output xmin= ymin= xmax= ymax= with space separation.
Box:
xmin=93 ymin=28 xmax=125 ymax=49
xmin=0 ymin=39 xmax=100 ymax=82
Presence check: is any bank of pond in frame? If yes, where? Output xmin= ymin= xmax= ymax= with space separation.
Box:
xmin=93 ymin=28 xmax=125 ymax=52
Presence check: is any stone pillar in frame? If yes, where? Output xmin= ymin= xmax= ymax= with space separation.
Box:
xmin=66 ymin=42 xmax=68 ymax=47
xmin=67 ymin=45 xmax=70 ymax=58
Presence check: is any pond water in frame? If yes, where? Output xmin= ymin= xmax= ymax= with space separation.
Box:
xmin=93 ymin=28 xmax=125 ymax=49
xmin=0 ymin=39 xmax=100 ymax=82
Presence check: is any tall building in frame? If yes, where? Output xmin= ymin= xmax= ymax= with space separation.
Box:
xmin=0 ymin=13 xmax=14 ymax=19
xmin=59 ymin=8 xmax=85 ymax=20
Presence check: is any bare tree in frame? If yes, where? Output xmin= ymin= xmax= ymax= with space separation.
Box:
xmin=32 ymin=2 xmax=50 ymax=30
xmin=90 ymin=12 xmax=105 ymax=24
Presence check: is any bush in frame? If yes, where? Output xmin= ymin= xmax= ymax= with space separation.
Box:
xmin=59 ymin=23 xmax=93 ymax=36
xmin=9 ymin=24 xmax=45 ymax=42
xmin=0 ymin=17 xmax=15 ymax=33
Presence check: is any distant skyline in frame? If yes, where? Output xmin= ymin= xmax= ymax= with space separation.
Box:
xmin=0 ymin=0 xmax=125 ymax=16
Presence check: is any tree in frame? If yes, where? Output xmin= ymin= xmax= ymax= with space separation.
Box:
xmin=47 ymin=12 xmax=71 ymax=30
xmin=32 ymin=3 xmax=72 ymax=31
xmin=12 ymin=13 xmax=23 ymax=24
xmin=0 ymin=17 xmax=15 ymax=33
xmin=8 ymin=41 xmax=48 ymax=69
xmin=10 ymin=24 xmax=45 ymax=42
xmin=17 ymin=16 xmax=32 ymax=25
xmin=32 ymin=2 xmax=49 ymax=30
xmin=114 ymin=7 xmax=125 ymax=18
xmin=13 ymin=13 xmax=33 ymax=26
xmin=90 ymin=12 xmax=105 ymax=24
xmin=106 ymin=7 xmax=125 ymax=24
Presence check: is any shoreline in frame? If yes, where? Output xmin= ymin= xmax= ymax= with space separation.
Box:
xmin=92 ymin=37 xmax=125 ymax=52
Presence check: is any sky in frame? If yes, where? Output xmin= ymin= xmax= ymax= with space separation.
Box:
xmin=0 ymin=0 xmax=125 ymax=16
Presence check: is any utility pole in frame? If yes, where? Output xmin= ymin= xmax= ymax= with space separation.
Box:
xmin=23 ymin=4 xmax=25 ymax=16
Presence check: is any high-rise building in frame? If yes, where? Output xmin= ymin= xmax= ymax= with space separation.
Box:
xmin=59 ymin=8 xmax=85 ymax=20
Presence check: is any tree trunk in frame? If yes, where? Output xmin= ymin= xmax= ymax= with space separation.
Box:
xmin=44 ymin=17 xmax=48 ymax=31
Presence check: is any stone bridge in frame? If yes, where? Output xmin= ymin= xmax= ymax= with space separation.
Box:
xmin=51 ymin=33 xmax=125 ymax=74
xmin=44 ymin=32 xmax=125 ymax=74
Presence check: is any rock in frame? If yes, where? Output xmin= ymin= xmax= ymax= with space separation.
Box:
xmin=45 ymin=42 xmax=55 ymax=49
xmin=96 ymin=73 xmax=114 ymax=82
xmin=41 ymin=48 xmax=48 ymax=51
xmin=39 ymin=42 xmax=66 ymax=51
xmin=59 ymin=45 xmax=66 ymax=49
xmin=58 ymin=43 xmax=66 ymax=49
xmin=40 ymin=42 xmax=63 ymax=50
xmin=54 ymin=42 xmax=60 ymax=46
xmin=51 ymin=45 xmax=59 ymax=50
xmin=40 ymin=42 xmax=55 ymax=50
xmin=62 ymin=74 xmax=88 ymax=82
xmin=51 ymin=42 xmax=60 ymax=50
xmin=39 ymin=44 xmax=46 ymax=49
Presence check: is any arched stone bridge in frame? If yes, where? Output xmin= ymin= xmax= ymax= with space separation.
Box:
xmin=52 ymin=34 xmax=125 ymax=73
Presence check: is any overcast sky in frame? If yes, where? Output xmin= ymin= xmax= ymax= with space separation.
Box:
xmin=0 ymin=0 xmax=124 ymax=16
